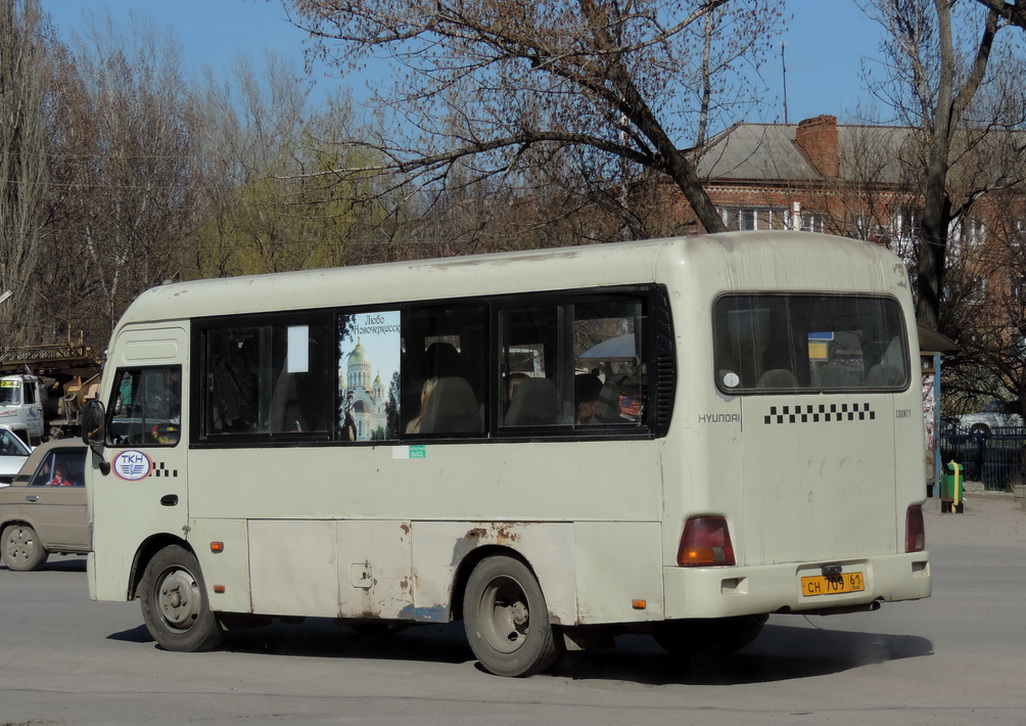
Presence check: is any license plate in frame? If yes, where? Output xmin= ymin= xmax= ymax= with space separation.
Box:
xmin=801 ymin=571 xmax=865 ymax=597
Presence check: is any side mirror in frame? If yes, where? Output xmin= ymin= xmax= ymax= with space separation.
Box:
xmin=82 ymin=399 xmax=106 ymax=448
xmin=82 ymin=400 xmax=110 ymax=476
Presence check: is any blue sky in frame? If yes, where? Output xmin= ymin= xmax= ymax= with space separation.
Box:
xmin=40 ymin=0 xmax=883 ymax=128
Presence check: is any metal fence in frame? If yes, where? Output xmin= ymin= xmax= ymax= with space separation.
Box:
xmin=939 ymin=426 xmax=1026 ymax=491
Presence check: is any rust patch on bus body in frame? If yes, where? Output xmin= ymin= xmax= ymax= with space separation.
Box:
xmin=452 ymin=523 xmax=528 ymax=566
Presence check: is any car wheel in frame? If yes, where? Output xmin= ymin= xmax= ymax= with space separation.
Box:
xmin=1 ymin=523 xmax=49 ymax=571
xmin=139 ymin=544 xmax=223 ymax=652
xmin=463 ymin=555 xmax=563 ymax=677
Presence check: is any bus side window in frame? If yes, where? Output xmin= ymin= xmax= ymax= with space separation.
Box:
xmin=204 ymin=328 xmax=261 ymax=434
xmin=499 ymin=296 xmax=647 ymax=431
xmin=201 ymin=320 xmax=333 ymax=440
xmin=499 ymin=306 xmax=565 ymax=427
xmin=108 ymin=366 xmax=181 ymax=446
xmin=574 ymin=299 xmax=646 ymax=425
xmin=401 ymin=305 xmax=486 ymax=438
xmin=271 ymin=323 xmax=332 ymax=435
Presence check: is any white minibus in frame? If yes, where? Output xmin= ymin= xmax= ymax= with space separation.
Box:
xmin=82 ymin=231 xmax=931 ymax=677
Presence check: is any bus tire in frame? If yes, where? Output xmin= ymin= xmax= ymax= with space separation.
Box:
xmin=653 ymin=614 xmax=768 ymax=657
xmin=463 ymin=555 xmax=563 ymax=677
xmin=139 ymin=545 xmax=223 ymax=652
xmin=1 ymin=524 xmax=49 ymax=571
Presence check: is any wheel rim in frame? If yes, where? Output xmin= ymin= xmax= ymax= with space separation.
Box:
xmin=155 ymin=567 xmax=202 ymax=633
xmin=5 ymin=526 xmax=35 ymax=566
xmin=478 ymin=575 xmax=532 ymax=655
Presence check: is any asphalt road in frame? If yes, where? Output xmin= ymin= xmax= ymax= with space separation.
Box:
xmin=1 ymin=503 xmax=1024 ymax=726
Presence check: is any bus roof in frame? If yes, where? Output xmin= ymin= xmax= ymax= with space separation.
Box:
xmin=117 ymin=232 xmax=905 ymax=326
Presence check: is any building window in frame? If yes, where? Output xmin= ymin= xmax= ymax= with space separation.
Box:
xmin=967 ymin=275 xmax=987 ymax=305
xmin=957 ymin=217 xmax=985 ymax=249
xmin=889 ymin=205 xmax=921 ymax=261
xmin=1011 ymin=219 xmax=1026 ymax=248
xmin=721 ymin=207 xmax=785 ymax=232
xmin=1010 ymin=274 xmax=1026 ymax=303
xmin=801 ymin=213 xmax=824 ymax=233
xmin=890 ymin=205 xmax=921 ymax=240
xmin=850 ymin=215 xmax=887 ymax=243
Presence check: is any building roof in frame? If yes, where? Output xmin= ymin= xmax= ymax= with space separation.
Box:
xmin=696 ymin=118 xmax=914 ymax=186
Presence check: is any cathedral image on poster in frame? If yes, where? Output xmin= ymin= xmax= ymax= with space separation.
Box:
xmin=339 ymin=311 xmax=401 ymax=441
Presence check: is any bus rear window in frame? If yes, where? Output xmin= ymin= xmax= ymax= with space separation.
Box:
xmin=713 ymin=295 xmax=909 ymax=393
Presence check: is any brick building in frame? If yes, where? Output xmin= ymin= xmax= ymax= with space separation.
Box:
xmin=645 ymin=114 xmax=1026 ymax=311
xmin=693 ymin=114 xmax=916 ymax=241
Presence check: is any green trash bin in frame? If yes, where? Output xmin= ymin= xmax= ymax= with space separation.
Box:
xmin=941 ymin=461 xmax=964 ymax=513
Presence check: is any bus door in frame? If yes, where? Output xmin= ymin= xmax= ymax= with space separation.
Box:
xmin=91 ymin=327 xmax=189 ymax=599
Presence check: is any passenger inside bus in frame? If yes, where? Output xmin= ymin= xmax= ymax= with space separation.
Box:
xmin=505 ymin=377 xmax=560 ymax=426
xmin=405 ymin=377 xmax=438 ymax=435
xmin=574 ymin=372 xmax=603 ymax=424
xmin=417 ymin=377 xmax=481 ymax=434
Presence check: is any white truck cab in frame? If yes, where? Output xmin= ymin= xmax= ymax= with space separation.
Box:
xmin=0 ymin=375 xmax=46 ymax=443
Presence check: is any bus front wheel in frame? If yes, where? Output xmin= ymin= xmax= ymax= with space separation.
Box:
xmin=139 ymin=545 xmax=223 ymax=652
xmin=463 ymin=555 xmax=563 ymax=677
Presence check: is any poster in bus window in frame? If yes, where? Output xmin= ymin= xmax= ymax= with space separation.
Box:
xmin=339 ymin=311 xmax=401 ymax=441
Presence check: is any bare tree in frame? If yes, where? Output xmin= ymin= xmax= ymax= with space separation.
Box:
xmin=64 ymin=16 xmax=198 ymax=334
xmin=0 ymin=0 xmax=53 ymax=344
xmin=288 ymin=0 xmax=785 ymax=236
xmin=973 ymin=0 xmax=1026 ymax=29
xmin=860 ymin=0 xmax=1004 ymax=328
xmin=189 ymin=53 xmax=399 ymax=275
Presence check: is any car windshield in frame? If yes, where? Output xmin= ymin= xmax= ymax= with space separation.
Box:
xmin=0 ymin=429 xmax=29 ymax=456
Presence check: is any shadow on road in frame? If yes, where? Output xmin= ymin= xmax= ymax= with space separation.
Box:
xmin=553 ymin=624 xmax=933 ymax=685
xmin=108 ymin=616 xmax=931 ymax=685
xmin=0 ymin=555 xmax=86 ymax=573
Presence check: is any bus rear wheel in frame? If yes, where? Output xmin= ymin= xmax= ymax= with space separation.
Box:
xmin=653 ymin=614 xmax=768 ymax=657
xmin=463 ymin=555 xmax=563 ymax=677
xmin=139 ymin=545 xmax=223 ymax=652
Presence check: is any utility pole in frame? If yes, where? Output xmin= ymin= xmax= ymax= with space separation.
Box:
xmin=781 ymin=42 xmax=789 ymax=125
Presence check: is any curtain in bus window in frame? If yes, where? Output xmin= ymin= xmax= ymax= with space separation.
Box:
xmin=713 ymin=295 xmax=909 ymax=394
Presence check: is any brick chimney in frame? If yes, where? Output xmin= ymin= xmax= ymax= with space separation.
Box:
xmin=795 ymin=115 xmax=839 ymax=178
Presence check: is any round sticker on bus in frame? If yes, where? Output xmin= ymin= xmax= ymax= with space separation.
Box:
xmin=112 ymin=450 xmax=153 ymax=481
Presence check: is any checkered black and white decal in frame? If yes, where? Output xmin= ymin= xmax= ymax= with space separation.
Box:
xmin=764 ymin=403 xmax=876 ymax=425
xmin=151 ymin=461 xmax=179 ymax=478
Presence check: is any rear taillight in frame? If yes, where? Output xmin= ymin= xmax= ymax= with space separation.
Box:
xmin=677 ymin=516 xmax=735 ymax=566
xmin=906 ymin=505 xmax=925 ymax=552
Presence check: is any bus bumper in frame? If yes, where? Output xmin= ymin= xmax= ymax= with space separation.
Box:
xmin=662 ymin=550 xmax=931 ymax=619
